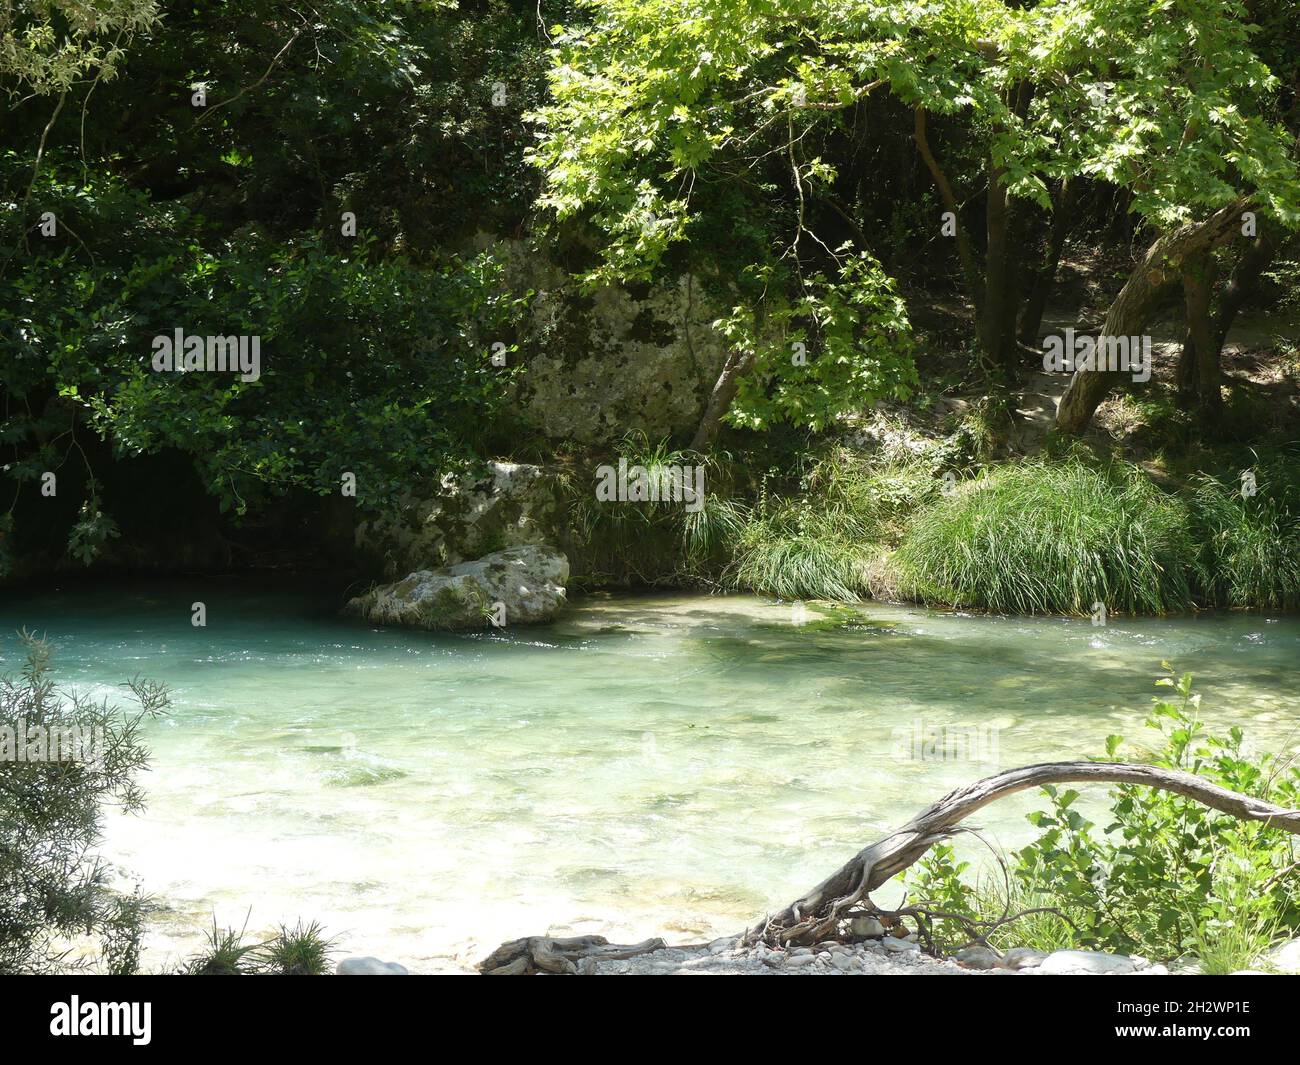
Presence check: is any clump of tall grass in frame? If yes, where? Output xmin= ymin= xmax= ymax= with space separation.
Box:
xmin=727 ymin=505 xmax=878 ymax=601
xmin=1191 ymin=466 xmax=1300 ymax=611
xmin=256 ymin=920 xmax=337 ymax=976
xmin=724 ymin=453 xmax=938 ymax=601
xmin=180 ymin=919 xmax=262 ymax=975
xmin=559 ymin=431 xmax=745 ymax=587
xmin=180 ymin=917 xmax=337 ymax=975
xmin=893 ymin=460 xmax=1198 ymax=615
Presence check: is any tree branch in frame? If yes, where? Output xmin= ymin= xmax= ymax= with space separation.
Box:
xmin=478 ymin=759 xmax=1300 ymax=971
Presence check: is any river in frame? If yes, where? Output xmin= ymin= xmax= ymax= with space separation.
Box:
xmin=1 ymin=577 xmax=1295 ymax=972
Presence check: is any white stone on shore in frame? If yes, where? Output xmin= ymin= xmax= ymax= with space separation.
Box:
xmin=1268 ymin=938 xmax=1300 ymax=974
xmin=336 ymin=956 xmax=409 ymax=975
xmin=346 ymin=545 xmax=568 ymax=630
xmin=849 ymin=916 xmax=885 ymax=938
xmin=1038 ymin=949 xmax=1136 ymax=975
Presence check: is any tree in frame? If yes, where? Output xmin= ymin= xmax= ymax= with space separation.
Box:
xmin=529 ymin=0 xmax=936 ymax=449
xmin=1 ymin=1 xmax=549 ymax=567
xmin=0 ymin=0 xmax=159 ymax=97
xmin=1051 ymin=0 xmax=1300 ymax=434
xmin=0 ymin=635 xmax=166 ymax=973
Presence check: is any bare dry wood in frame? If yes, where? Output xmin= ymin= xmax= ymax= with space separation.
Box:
xmin=753 ymin=760 xmax=1300 ymax=947
xmin=478 ymin=935 xmax=667 ymax=975
xmin=479 ymin=760 xmax=1300 ymax=971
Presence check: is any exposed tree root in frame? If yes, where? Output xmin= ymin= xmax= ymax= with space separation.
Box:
xmin=478 ymin=935 xmax=667 ymax=975
xmin=479 ymin=761 xmax=1300 ymax=972
xmin=751 ymin=761 xmax=1300 ymax=948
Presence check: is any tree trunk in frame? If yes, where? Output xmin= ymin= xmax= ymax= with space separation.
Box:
xmin=1210 ymin=226 xmax=1279 ymax=351
xmin=754 ymin=759 xmax=1300 ymax=946
xmin=981 ymin=162 xmax=1014 ymax=379
xmin=1180 ymin=250 xmax=1221 ymax=418
xmin=1178 ymin=226 xmax=1279 ymax=404
xmin=480 ymin=759 xmax=1300 ymax=970
xmin=1017 ymin=179 xmax=1076 ymax=346
xmin=1055 ymin=198 xmax=1249 ymax=435
xmin=689 ymin=347 xmax=752 ymax=452
xmin=913 ymin=108 xmax=983 ymax=312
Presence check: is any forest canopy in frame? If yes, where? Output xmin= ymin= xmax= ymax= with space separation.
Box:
xmin=1 ymin=0 xmax=1297 ymax=573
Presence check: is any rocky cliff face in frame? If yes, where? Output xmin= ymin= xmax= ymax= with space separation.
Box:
xmin=346 ymin=240 xmax=726 ymax=627
xmin=488 ymin=236 xmax=727 ymax=447
xmin=354 ymin=461 xmax=563 ymax=581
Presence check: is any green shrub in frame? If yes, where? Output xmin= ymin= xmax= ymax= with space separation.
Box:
xmin=906 ymin=668 xmax=1300 ymax=967
xmin=893 ymin=460 xmax=1198 ymax=615
xmin=0 ymin=635 xmax=166 ymax=974
xmin=905 ymin=844 xmax=1080 ymax=954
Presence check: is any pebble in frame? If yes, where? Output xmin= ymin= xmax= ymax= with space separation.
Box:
xmin=954 ymin=945 xmax=1001 ymax=970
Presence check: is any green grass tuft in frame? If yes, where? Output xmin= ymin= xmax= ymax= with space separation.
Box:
xmin=893 ymin=459 xmax=1198 ymax=615
xmin=256 ymin=920 xmax=337 ymax=976
xmin=1190 ymin=461 xmax=1300 ymax=611
xmin=724 ymin=454 xmax=938 ymax=601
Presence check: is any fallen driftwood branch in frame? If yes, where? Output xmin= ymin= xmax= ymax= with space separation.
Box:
xmin=478 ymin=935 xmax=668 ymax=975
xmin=479 ymin=761 xmax=1300 ymax=972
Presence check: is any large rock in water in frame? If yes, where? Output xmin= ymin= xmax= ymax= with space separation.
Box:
xmin=345 ymin=545 xmax=568 ymax=631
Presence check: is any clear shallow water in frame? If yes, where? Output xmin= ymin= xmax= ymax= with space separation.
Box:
xmin=1 ymin=577 xmax=1297 ymax=972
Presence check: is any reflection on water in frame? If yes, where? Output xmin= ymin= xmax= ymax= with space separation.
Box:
xmin=1 ymin=577 xmax=1296 ymax=972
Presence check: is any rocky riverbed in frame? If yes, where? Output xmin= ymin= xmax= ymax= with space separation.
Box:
xmin=335 ymin=937 xmax=1300 ymax=975
xmin=580 ymin=937 xmax=1170 ymax=976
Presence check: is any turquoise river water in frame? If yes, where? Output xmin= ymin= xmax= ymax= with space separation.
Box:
xmin=1 ymin=577 xmax=1296 ymax=972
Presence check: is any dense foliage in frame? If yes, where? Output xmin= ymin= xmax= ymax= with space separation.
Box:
xmin=3 ymin=0 xmax=1297 ymax=580
xmin=907 ymin=668 xmax=1300 ymax=970
xmin=0 ymin=636 xmax=164 ymax=974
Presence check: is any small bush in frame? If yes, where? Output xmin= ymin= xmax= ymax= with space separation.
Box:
xmin=893 ymin=460 xmax=1198 ymax=615
xmin=0 ymin=635 xmax=166 ymax=974
xmin=906 ymin=668 xmax=1300 ymax=967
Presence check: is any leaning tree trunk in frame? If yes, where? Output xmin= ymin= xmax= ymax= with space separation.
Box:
xmin=689 ymin=347 xmax=753 ymax=452
xmin=1055 ymin=198 xmax=1250 ymax=435
xmin=479 ymin=759 xmax=1300 ymax=972
xmin=913 ymin=108 xmax=983 ymax=313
